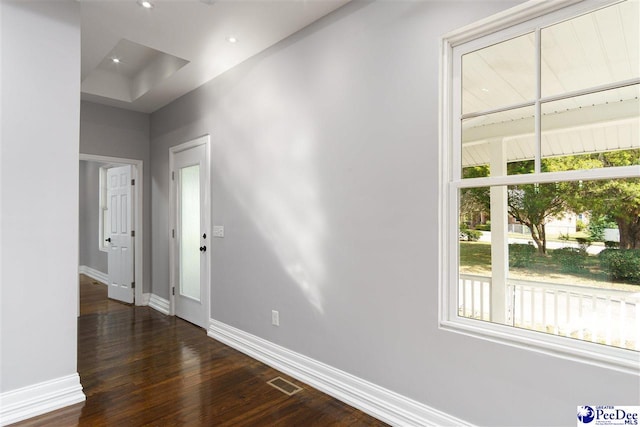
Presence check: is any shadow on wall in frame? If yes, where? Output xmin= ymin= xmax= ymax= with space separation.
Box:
xmin=215 ymin=86 xmax=327 ymax=314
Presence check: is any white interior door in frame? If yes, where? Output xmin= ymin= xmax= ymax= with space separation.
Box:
xmin=173 ymin=143 xmax=208 ymax=327
xmin=106 ymin=165 xmax=134 ymax=304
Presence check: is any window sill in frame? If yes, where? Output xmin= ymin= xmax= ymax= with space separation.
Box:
xmin=440 ymin=317 xmax=639 ymax=375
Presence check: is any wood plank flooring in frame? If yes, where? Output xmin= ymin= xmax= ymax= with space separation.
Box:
xmin=11 ymin=275 xmax=387 ymax=426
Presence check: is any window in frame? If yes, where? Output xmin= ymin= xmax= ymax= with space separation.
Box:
xmin=440 ymin=0 xmax=639 ymax=372
xmin=99 ymin=166 xmax=109 ymax=252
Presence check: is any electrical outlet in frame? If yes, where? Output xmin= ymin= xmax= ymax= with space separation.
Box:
xmin=213 ymin=225 xmax=224 ymax=238
xmin=271 ymin=310 xmax=279 ymax=326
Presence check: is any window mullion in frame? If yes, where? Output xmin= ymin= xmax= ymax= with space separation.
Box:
xmin=534 ymin=27 xmax=542 ymax=174
xmin=455 ymin=78 xmax=639 ymax=121
xmin=539 ymin=77 xmax=640 ymax=104
xmin=461 ymin=100 xmax=536 ymax=120
xmin=454 ymin=165 xmax=640 ymax=189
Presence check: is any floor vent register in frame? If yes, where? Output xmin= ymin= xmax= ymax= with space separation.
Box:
xmin=267 ymin=376 xmax=303 ymax=396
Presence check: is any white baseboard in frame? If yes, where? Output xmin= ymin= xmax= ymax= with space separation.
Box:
xmin=208 ymin=319 xmax=472 ymax=427
xmin=148 ymin=294 xmax=170 ymax=315
xmin=141 ymin=293 xmax=151 ymax=306
xmin=0 ymin=373 xmax=85 ymax=426
xmin=78 ymin=265 xmax=108 ymax=284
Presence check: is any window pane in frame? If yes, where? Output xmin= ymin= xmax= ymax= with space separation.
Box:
xmin=462 ymin=105 xmax=535 ymax=177
xmin=180 ymin=165 xmax=201 ymax=301
xmin=102 ymin=209 xmax=109 ymax=244
xmin=541 ymin=85 xmax=640 ymax=171
xmin=458 ymin=181 xmax=639 ymax=351
xmin=462 ymin=33 xmax=535 ymax=115
xmin=541 ymin=1 xmax=640 ymax=98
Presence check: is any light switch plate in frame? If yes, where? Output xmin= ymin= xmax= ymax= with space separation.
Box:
xmin=213 ymin=225 xmax=224 ymax=238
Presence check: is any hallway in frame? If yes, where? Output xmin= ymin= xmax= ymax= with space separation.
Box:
xmin=11 ymin=276 xmax=385 ymax=426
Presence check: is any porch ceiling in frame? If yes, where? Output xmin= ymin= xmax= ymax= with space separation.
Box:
xmin=461 ymin=1 xmax=639 ymax=167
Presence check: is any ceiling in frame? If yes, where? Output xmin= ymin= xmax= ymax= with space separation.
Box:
xmin=80 ymin=0 xmax=350 ymax=113
xmin=460 ymin=0 xmax=639 ymax=167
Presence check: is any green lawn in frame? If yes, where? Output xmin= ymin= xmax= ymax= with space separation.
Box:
xmin=458 ymin=241 xmax=492 ymax=270
xmin=459 ymin=241 xmax=637 ymax=289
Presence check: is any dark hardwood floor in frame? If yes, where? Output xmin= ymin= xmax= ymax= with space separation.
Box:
xmin=11 ymin=275 xmax=387 ymax=426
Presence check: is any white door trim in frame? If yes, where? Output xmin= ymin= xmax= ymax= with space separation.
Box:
xmin=169 ymin=135 xmax=211 ymax=325
xmin=79 ymin=153 xmax=144 ymax=306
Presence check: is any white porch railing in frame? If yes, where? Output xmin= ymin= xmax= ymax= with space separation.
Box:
xmin=458 ymin=274 xmax=492 ymax=321
xmin=459 ymin=274 xmax=640 ymax=350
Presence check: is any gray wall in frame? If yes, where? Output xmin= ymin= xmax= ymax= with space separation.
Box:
xmin=1 ymin=0 xmax=80 ymax=392
xmin=150 ymin=2 xmax=640 ymax=426
xmin=79 ymin=160 xmax=108 ymax=274
xmin=80 ymin=101 xmax=151 ymax=293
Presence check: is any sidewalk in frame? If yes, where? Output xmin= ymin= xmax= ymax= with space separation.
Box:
xmin=477 ymin=231 xmax=606 ymax=255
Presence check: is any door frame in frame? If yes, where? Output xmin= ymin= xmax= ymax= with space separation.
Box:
xmin=80 ymin=153 xmax=144 ymax=306
xmin=169 ymin=135 xmax=211 ymax=325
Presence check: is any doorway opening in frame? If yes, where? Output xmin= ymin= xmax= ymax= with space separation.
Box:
xmin=79 ymin=154 xmax=144 ymax=306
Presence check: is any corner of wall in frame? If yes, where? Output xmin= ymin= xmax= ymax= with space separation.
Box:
xmin=78 ymin=266 xmax=108 ymax=285
xmin=148 ymin=294 xmax=170 ymax=315
xmin=0 ymin=374 xmax=85 ymax=426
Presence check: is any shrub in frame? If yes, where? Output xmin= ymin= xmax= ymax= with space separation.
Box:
xmin=587 ymin=216 xmax=617 ymax=242
xmin=598 ymin=249 xmax=640 ymax=284
xmin=460 ymin=223 xmax=481 ymax=241
xmin=575 ymin=237 xmax=592 ymax=251
xmin=604 ymin=241 xmax=619 ymax=249
xmin=475 ymin=224 xmax=491 ymax=231
xmin=509 ymin=243 xmax=536 ymax=267
xmin=551 ymin=247 xmax=588 ymax=273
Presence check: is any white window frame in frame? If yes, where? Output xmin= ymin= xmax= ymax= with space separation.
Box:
xmin=439 ymin=0 xmax=640 ymax=374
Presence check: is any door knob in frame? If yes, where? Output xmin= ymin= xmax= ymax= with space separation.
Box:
xmin=200 ymin=246 xmax=207 ymax=252
xmin=105 ymin=238 xmax=111 ymax=243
